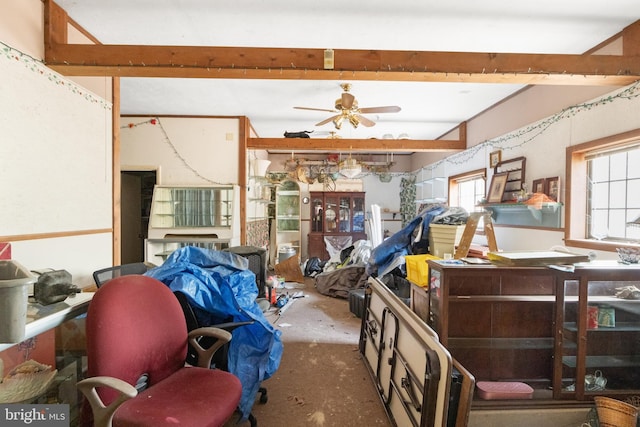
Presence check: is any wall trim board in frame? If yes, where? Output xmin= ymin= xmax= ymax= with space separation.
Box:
xmin=0 ymin=228 xmax=113 ymax=242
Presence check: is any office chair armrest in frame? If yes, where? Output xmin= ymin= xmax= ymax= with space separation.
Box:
xmin=188 ymin=327 xmax=233 ymax=369
xmin=213 ymin=320 xmax=255 ymax=332
xmin=77 ymin=376 xmax=137 ymax=427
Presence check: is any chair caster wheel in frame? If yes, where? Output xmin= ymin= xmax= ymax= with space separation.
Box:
xmin=259 ymin=387 xmax=268 ymax=404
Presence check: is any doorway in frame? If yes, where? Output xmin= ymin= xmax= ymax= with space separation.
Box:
xmin=121 ymin=170 xmax=157 ymax=264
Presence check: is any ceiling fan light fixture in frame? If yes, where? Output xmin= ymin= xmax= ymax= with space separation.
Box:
xmin=297 ymin=83 xmax=401 ymax=130
xmin=333 ymin=116 xmax=344 ymax=130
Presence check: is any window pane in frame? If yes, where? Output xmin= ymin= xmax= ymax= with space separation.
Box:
xmin=591 ymin=182 xmax=609 ymax=209
xmin=628 ymin=210 xmax=640 ymax=240
xmin=629 ymin=226 xmax=640 ymax=241
xmin=456 ymin=177 xmax=485 ymax=213
xmin=475 ymin=180 xmax=485 ymax=207
xmin=608 ymin=209 xmax=626 ymax=239
xmin=609 ymin=181 xmax=626 ymax=209
xmin=590 ymin=156 xmax=609 ymax=182
xmin=628 ymin=178 xmax=640 ymax=209
xmin=629 ymin=149 xmax=640 ymax=179
xmin=575 ymin=140 xmax=640 ymax=244
xmin=609 ymin=152 xmax=628 ymax=181
xmin=589 ymin=209 xmax=609 ymax=239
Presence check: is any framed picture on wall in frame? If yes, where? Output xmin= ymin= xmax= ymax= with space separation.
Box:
xmin=489 ymin=150 xmax=502 ymax=168
xmin=545 ymin=177 xmax=560 ymax=202
xmin=532 ymin=178 xmax=546 ymax=194
xmin=487 ymin=173 xmax=509 ymax=203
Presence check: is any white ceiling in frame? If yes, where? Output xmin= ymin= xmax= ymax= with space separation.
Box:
xmin=56 ymin=1 xmax=640 ymax=142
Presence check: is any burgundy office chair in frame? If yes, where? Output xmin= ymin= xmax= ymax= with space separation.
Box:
xmin=77 ymin=275 xmax=242 ymax=427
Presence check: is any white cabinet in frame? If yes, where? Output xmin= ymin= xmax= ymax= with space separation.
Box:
xmin=415 ymin=164 xmax=447 ymax=204
xmin=247 ymin=176 xmax=274 ymax=221
xmin=274 ymin=180 xmax=301 ymax=263
xmin=146 ymin=185 xmax=240 ymax=263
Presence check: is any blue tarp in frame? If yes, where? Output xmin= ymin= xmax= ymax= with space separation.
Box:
xmin=367 ymin=204 xmax=447 ymax=277
xmin=145 ymin=246 xmax=283 ymax=420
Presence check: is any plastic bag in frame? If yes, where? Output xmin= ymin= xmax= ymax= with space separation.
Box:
xmin=304 ymin=257 xmax=324 ymax=277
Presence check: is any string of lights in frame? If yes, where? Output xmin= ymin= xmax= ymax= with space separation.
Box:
xmin=121 ymin=117 xmax=230 ymax=185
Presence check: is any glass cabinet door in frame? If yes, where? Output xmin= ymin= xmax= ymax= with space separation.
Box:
xmin=311 ymin=196 xmax=323 ymax=232
xmin=560 ymin=279 xmax=580 ymax=395
xmin=352 ymin=195 xmax=365 ymax=233
xmin=338 ymin=196 xmax=351 ymax=232
xmin=276 ymin=180 xmax=300 ymax=232
xmin=559 ymin=268 xmax=640 ymax=399
xmin=324 ymin=196 xmax=339 ymax=232
xmin=583 ymin=279 xmax=640 ymax=396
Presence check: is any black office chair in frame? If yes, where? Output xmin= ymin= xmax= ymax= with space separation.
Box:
xmin=224 ymin=246 xmax=268 ymax=299
xmin=93 ymin=262 xmax=152 ymax=288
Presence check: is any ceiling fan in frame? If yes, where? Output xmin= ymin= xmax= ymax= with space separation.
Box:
xmin=294 ymin=83 xmax=401 ymax=130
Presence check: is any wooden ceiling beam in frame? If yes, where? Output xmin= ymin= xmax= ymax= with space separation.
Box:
xmin=44 ymin=43 xmax=640 ymax=86
xmin=247 ymin=138 xmax=466 ymax=152
xmin=43 ymin=2 xmax=640 ymax=86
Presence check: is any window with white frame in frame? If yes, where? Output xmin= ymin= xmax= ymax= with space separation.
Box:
xmin=587 ymin=144 xmax=640 ymax=242
xmin=448 ymin=169 xmax=486 ymax=214
xmin=566 ymin=130 xmax=640 ymax=250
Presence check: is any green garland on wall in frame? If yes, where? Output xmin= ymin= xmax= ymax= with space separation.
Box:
xmin=422 ymin=81 xmax=640 ymax=171
xmin=1 ymin=40 xmax=112 ymax=110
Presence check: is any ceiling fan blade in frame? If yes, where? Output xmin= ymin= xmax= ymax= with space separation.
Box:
xmin=341 ymin=92 xmax=355 ymax=110
xmin=356 ymin=114 xmax=376 ymax=127
xmin=294 ymin=106 xmax=337 ymax=113
xmin=315 ymin=114 xmax=341 ymax=126
xmin=358 ymin=106 xmax=402 ymax=114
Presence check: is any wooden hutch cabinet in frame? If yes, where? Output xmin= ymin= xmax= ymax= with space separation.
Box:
xmin=308 ymin=192 xmax=366 ymax=260
xmin=416 ymin=258 xmax=640 ymax=402
xmin=425 ymin=261 xmax=557 ymax=387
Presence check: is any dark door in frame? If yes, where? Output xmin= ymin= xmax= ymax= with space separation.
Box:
xmin=120 ymin=170 xmax=156 ymax=263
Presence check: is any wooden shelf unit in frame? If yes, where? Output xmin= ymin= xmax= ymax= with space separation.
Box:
xmin=424 ymin=261 xmax=556 ymax=384
xmin=493 ymin=156 xmax=526 ymax=202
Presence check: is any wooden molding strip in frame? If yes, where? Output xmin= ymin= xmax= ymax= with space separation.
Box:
xmin=0 ymin=229 xmax=113 ymax=242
